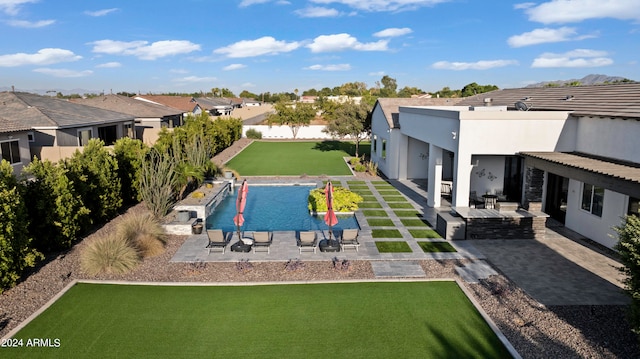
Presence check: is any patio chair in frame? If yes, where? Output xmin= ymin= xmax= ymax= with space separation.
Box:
xmin=206 ymin=229 xmax=228 ymax=254
xmin=469 ymin=191 xmax=484 ymax=209
xmin=340 ymin=229 xmax=360 ymax=252
xmin=297 ymin=231 xmax=318 ymax=253
xmin=252 ymin=231 xmax=273 ymax=253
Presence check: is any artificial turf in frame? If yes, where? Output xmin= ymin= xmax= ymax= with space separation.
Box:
xmin=372 ymin=229 xmax=403 ymax=238
xmin=362 ymin=210 xmax=388 ymax=217
xmin=8 ymin=282 xmax=512 ymax=358
xmin=409 ymin=229 xmax=442 ymax=239
xmin=375 ymin=241 xmax=412 ymax=253
xmin=418 ymin=241 xmax=457 ymax=252
xmin=393 ymin=210 xmax=421 ymax=218
xmin=225 ymin=141 xmax=353 ymax=176
xmin=400 ymin=218 xmax=431 ymax=227
xmin=366 ymin=218 xmax=395 ymax=227
xmin=360 ymin=202 xmax=383 ymax=208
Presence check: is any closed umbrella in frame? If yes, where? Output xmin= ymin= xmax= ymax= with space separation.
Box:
xmin=324 ymin=180 xmax=338 ymax=242
xmin=233 ymin=179 xmax=249 ymax=242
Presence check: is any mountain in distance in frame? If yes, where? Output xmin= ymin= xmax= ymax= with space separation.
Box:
xmin=0 ymin=86 xmax=101 ymax=96
xmin=526 ymin=74 xmax=635 ymax=88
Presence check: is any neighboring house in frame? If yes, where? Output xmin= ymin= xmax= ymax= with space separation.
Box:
xmin=299 ymin=96 xmax=317 ymax=104
xmin=194 ymin=97 xmax=233 ymax=116
xmin=0 ymin=91 xmax=135 ymax=163
xmin=370 ymin=97 xmax=462 ymax=179
xmin=0 ymin=114 xmax=33 ymax=174
xmin=375 ymin=84 xmax=640 ymax=248
xmin=72 ymin=94 xmax=183 ymax=144
xmin=243 ymin=98 xmax=261 ymax=107
xmin=134 ymin=95 xmax=202 ymax=116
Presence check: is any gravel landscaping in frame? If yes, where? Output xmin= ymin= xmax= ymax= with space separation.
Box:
xmin=1 ymin=139 xmax=639 ymax=358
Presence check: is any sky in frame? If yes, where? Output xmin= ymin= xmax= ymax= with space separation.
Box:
xmin=0 ymin=0 xmax=639 ymax=95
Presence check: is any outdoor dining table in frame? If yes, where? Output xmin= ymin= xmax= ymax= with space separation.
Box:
xmin=482 ymin=194 xmax=498 ymax=209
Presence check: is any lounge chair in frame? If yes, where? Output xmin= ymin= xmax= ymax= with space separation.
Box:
xmin=252 ymin=231 xmax=273 ymax=253
xmin=297 ymin=231 xmax=318 ymax=253
xmin=206 ymin=229 xmax=228 ymax=254
xmin=340 ymin=229 xmax=360 ymax=252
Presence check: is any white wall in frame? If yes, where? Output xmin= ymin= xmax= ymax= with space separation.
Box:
xmin=370 ymin=105 xmax=393 ymax=177
xmin=470 ymin=155 xmax=505 ymax=196
xmin=565 ymin=179 xmax=626 ymax=248
xmin=575 ymin=116 xmax=640 ymax=163
xmin=243 ymin=125 xmax=332 ymax=139
xmin=407 ymin=137 xmax=429 ymax=178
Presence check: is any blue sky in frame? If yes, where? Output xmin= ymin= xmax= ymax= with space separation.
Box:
xmin=1 ymin=0 xmax=639 ymax=95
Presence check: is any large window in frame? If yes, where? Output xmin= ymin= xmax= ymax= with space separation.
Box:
xmin=381 ymin=139 xmax=387 ymax=159
xmin=372 ymin=135 xmax=377 ymax=153
xmin=78 ymin=128 xmax=92 ymax=146
xmin=581 ymin=183 xmax=604 ymax=217
xmin=1 ymin=140 xmax=21 ymax=164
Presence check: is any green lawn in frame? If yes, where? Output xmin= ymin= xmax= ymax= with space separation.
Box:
xmin=381 ymin=196 xmax=406 ymax=202
xmin=375 ymin=241 xmax=412 ymax=253
xmin=360 ymin=202 xmax=383 ymax=208
xmin=362 ymin=210 xmax=388 ymax=217
xmin=8 ymin=282 xmax=512 ymax=358
xmin=367 ymin=218 xmax=395 ymax=227
xmin=387 ymin=203 xmax=415 ymax=209
xmin=400 ymin=218 xmax=430 ymax=227
xmin=393 ymin=210 xmax=421 ymax=218
xmin=372 ymin=229 xmax=403 ymax=238
xmin=409 ymin=229 xmax=442 ymax=239
xmin=418 ymin=241 xmax=457 ymax=252
xmin=225 ymin=141 xmax=353 ymax=176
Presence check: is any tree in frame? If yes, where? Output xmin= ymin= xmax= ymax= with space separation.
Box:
xmin=323 ymin=102 xmax=372 ymax=157
xmin=380 ymin=75 xmax=398 ymax=97
xmin=267 ymin=101 xmax=315 ymax=138
xmin=114 ymin=137 xmax=149 ymax=204
xmin=397 ymin=86 xmax=424 ymax=98
xmin=615 ymin=214 xmax=640 ymax=337
xmin=239 ymin=90 xmax=258 ymax=99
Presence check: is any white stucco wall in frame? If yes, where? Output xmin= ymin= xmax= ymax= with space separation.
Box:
xmin=407 ymin=137 xmax=429 ymax=178
xmin=470 ymin=155 xmax=505 ymax=196
xmin=370 ymin=105 xmax=396 ymax=177
xmin=575 ymin=116 xmax=640 ymax=163
xmin=0 ymin=131 xmax=30 ymax=174
xmin=242 ymin=125 xmax=332 ymax=139
xmin=565 ymin=179 xmax=627 ymax=248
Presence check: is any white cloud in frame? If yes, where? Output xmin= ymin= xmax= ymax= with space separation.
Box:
xmin=310 ymin=0 xmax=449 ymax=12
xmin=33 ymin=68 xmax=93 ymax=78
xmin=295 ymin=6 xmax=340 ymax=17
xmin=531 ymin=49 xmax=613 ymax=67
xmin=241 ymin=82 xmax=256 ymax=88
xmin=96 ymin=62 xmax=121 ymax=68
xmin=214 ymin=36 xmax=301 ymax=58
xmin=174 ymin=76 xmax=218 ymax=83
xmin=307 ymin=33 xmax=388 ymax=52
xmin=0 ymin=48 xmax=81 ymax=67
xmin=507 ymin=27 xmax=592 ymax=47
xmin=0 ymin=0 xmax=37 ymax=16
xmin=239 ymin=0 xmax=272 ymax=7
xmin=369 ymin=71 xmax=385 ymax=76
xmin=373 ymin=27 xmax=413 ymax=37
xmin=305 ymin=63 xmax=351 ymax=71
xmin=91 ymin=40 xmax=201 ymax=60
xmin=431 ymin=59 xmax=518 ymax=70
xmin=223 ymin=63 xmax=247 ymax=70
xmin=521 ymin=0 xmax=640 ymax=24
xmin=85 ymin=8 xmax=119 ymax=17
xmin=5 ymin=19 xmax=55 ymax=28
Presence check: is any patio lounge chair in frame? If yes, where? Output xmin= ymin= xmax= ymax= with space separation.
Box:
xmin=206 ymin=229 xmax=228 ymax=254
xmin=297 ymin=231 xmax=318 ymax=253
xmin=252 ymin=231 xmax=273 ymax=253
xmin=340 ymin=229 xmax=360 ymax=252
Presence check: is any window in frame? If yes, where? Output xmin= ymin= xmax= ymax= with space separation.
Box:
xmin=124 ymin=123 xmax=134 ymax=138
xmin=372 ymin=135 xmax=377 ymax=153
xmin=581 ymin=183 xmax=604 ymax=217
xmin=1 ymin=140 xmax=21 ymax=164
xmin=381 ymin=139 xmax=386 ymax=159
xmin=629 ymin=197 xmax=639 ymax=217
xmin=78 ymin=128 xmax=92 ymax=146
xmin=27 ymin=132 xmax=35 ymax=142
xmin=98 ymin=125 xmax=118 ymax=145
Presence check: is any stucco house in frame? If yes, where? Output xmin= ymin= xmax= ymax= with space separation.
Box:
xmin=0 ymin=114 xmax=33 ymax=174
xmin=72 ymin=94 xmax=183 ymax=144
xmin=0 ymin=91 xmax=135 ymax=163
xmin=370 ymin=97 xmax=462 ymax=179
xmin=134 ymin=95 xmax=202 ymax=116
xmin=372 ymin=84 xmax=640 ymax=248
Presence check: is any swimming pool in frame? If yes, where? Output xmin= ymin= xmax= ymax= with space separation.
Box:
xmin=206 ymin=184 xmax=360 ymax=232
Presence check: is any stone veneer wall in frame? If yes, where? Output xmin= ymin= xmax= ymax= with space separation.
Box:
xmin=465 ymin=216 xmax=547 ymax=240
xmin=523 ymin=166 xmax=545 ymax=210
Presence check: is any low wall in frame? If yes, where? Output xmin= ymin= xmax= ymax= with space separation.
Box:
xmin=243 ymin=125 xmax=332 ymax=139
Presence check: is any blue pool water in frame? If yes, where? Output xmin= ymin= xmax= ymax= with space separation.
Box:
xmin=206 ymin=185 xmax=359 ymax=232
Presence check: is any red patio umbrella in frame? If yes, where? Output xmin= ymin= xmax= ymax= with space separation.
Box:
xmin=324 ymin=181 xmax=338 ymax=241
xmin=233 ymin=179 xmax=249 ymax=241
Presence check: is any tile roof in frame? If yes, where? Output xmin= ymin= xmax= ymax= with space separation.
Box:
xmin=521 ymin=152 xmax=640 ymax=184
xmin=0 ymin=115 xmax=31 ymax=133
xmin=194 ymin=97 xmax=233 ymax=109
xmin=71 ymin=94 xmax=182 ymax=118
xmin=455 ymin=83 xmax=640 ymax=119
xmin=375 ymin=97 xmax=462 ymax=128
xmin=134 ymin=95 xmax=199 ymax=112
xmin=0 ymin=91 xmax=134 ymax=129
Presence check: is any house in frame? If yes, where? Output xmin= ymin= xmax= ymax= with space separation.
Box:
xmin=0 ymin=91 xmax=135 ymax=163
xmin=372 ymin=84 xmax=640 ymax=248
xmin=194 ymin=97 xmax=233 ymax=116
xmin=370 ymin=97 xmax=462 ymax=179
xmin=0 ymin=114 xmax=33 ymax=174
xmin=72 ymin=94 xmax=183 ymax=144
xmin=134 ymin=95 xmax=203 ymax=116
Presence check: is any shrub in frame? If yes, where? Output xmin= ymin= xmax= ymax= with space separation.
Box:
xmin=114 ymin=137 xmax=149 ymax=204
xmin=81 ymin=232 xmax=139 ymax=275
xmin=615 ymin=214 xmax=640 ymax=337
xmin=308 ymin=186 xmax=363 ymax=213
xmin=366 ymin=160 xmax=378 ymax=175
xmin=0 ymin=161 xmax=41 ymax=293
xmin=353 ymin=163 xmax=367 ymax=172
xmin=115 ymin=211 xmax=166 ymax=258
xmin=245 ymin=128 xmax=263 ymax=139
xmin=139 ymin=148 xmax=177 ymax=219
xmin=349 ymin=157 xmax=361 ymax=166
